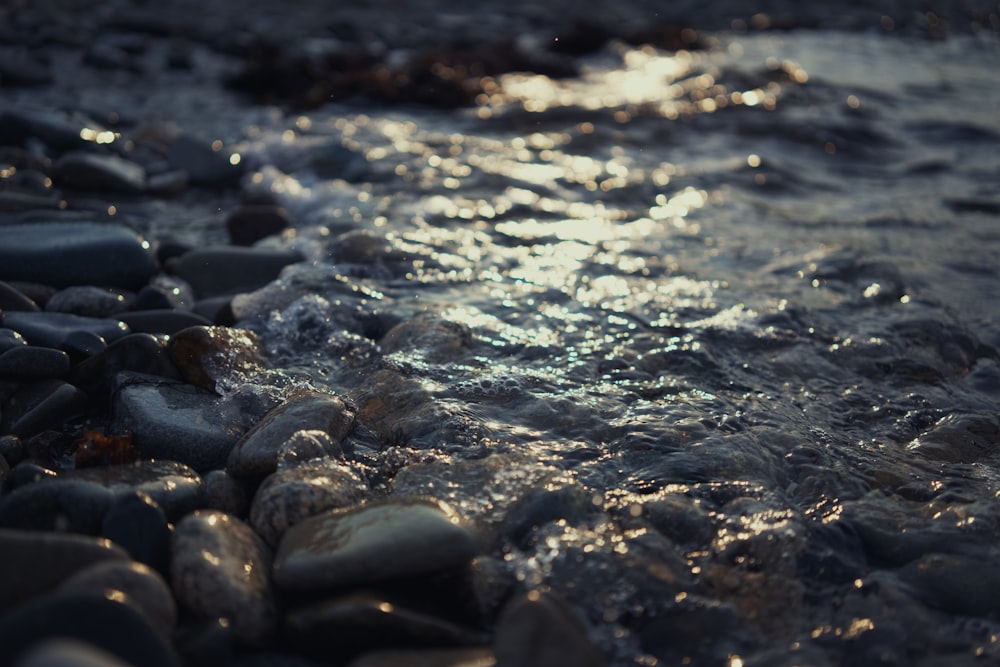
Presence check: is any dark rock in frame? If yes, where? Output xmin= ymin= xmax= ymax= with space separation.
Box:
xmin=493 ymin=592 xmax=605 ymax=667
xmin=284 ymin=592 xmax=484 ymax=657
xmin=167 ymin=133 xmax=242 ymax=187
xmin=53 ymin=152 xmax=146 ymax=194
xmin=2 ymin=380 xmax=87 ymax=438
xmin=0 ymin=328 xmax=29 ymax=354
xmin=66 ymin=459 xmax=203 ymax=521
xmin=145 ymin=169 xmax=189 ymax=196
xmin=0 ymin=593 xmax=180 ymax=667
xmin=59 ymin=560 xmax=177 ymax=638
xmin=202 ymin=469 xmax=250 ymax=518
xmin=273 ymin=497 xmax=481 ymax=591
xmin=7 ymin=462 xmax=58 ymax=490
xmin=227 ymin=390 xmax=355 ymax=477
xmin=166 ymin=246 xmax=303 ymax=298
xmin=171 ymin=511 xmax=277 ymax=646
xmin=191 ymin=296 xmax=236 ymax=326
xmin=250 ymin=459 xmax=368 ymax=546
xmin=100 ymin=492 xmax=171 ymax=573
xmin=0 ymin=223 xmax=156 ymax=290
xmin=10 ymin=637 xmax=135 ymax=667
xmin=0 ymin=478 xmax=114 ymax=534
xmin=898 ymin=552 xmax=1000 ymax=617
xmin=345 ymin=648 xmax=496 ymax=667
xmin=0 ymin=434 xmax=24 ymax=467
xmin=275 ymin=429 xmax=344 ymax=467
xmin=0 ymin=529 xmax=129 ymax=613
xmin=45 ymin=286 xmax=132 ymax=317
xmin=0 ymin=109 xmax=90 ymax=151
xmin=0 ymin=346 xmax=71 ymax=380
xmin=165 ymin=325 xmax=264 ymax=393
xmin=110 ymin=374 xmax=242 ymax=471
xmin=0 ymin=50 xmax=53 ymax=87
xmin=117 ymin=310 xmax=212 ymax=335
xmin=134 ymin=276 xmax=195 ymax=311
xmin=70 ymin=333 xmax=183 ymax=397
xmin=225 ymin=204 xmax=293 ymax=246
xmin=0 ymin=282 xmax=40 ymax=312
xmin=1 ymin=311 xmax=129 ymax=359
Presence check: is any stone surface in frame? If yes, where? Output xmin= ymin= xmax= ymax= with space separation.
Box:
xmin=226 ymin=390 xmax=354 ymax=477
xmin=65 ymin=459 xmax=203 ymax=521
xmin=45 ymin=286 xmax=133 ymax=318
xmin=0 ymin=328 xmax=29 ymax=354
xmin=492 ymin=591 xmax=606 ymax=667
xmin=250 ymin=459 xmax=368 ymax=546
xmin=166 ymin=246 xmax=303 ymax=298
xmin=0 ymin=346 xmax=71 ymax=380
xmin=110 ymin=374 xmax=244 ymax=471
xmin=99 ymin=492 xmax=171 ymax=572
xmin=347 ymin=648 xmax=497 ymax=667
xmin=0 ymin=479 xmax=115 ymax=534
xmin=1 ymin=311 xmax=130 ymax=352
xmin=13 ymin=638 xmax=136 ymax=667
xmin=0 ymin=223 xmax=156 ymax=290
xmin=1 ymin=380 xmax=87 ymax=438
xmin=226 ymin=204 xmax=293 ymax=246
xmin=0 ymin=593 xmax=180 ymax=667
xmin=0 ymin=281 xmax=40 ymax=312
xmin=202 ymin=469 xmax=250 ymax=517
xmin=117 ymin=310 xmax=212 ymax=335
xmin=167 ymin=133 xmax=242 ymax=186
xmin=165 ymin=325 xmax=263 ymax=393
xmin=53 ymin=152 xmax=146 ymax=193
xmin=171 ymin=510 xmax=277 ymax=645
xmin=59 ymin=560 xmax=178 ymax=637
xmin=0 ymin=529 xmax=129 ymax=613
xmin=273 ymin=497 xmax=481 ymax=591
xmin=70 ymin=333 xmax=183 ymax=397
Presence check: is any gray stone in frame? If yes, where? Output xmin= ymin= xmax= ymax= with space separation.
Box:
xmin=228 ymin=390 xmax=354 ymax=477
xmin=346 ymin=648 xmax=497 ymax=667
xmin=53 ymin=152 xmax=146 ymax=194
xmin=0 ymin=529 xmax=129 ymax=613
xmin=167 ymin=133 xmax=242 ymax=186
xmin=110 ymin=374 xmax=245 ymax=471
xmin=70 ymin=333 xmax=183 ymax=397
xmin=45 ymin=286 xmax=133 ymax=318
xmin=171 ymin=511 xmax=277 ymax=645
xmin=65 ymin=459 xmax=203 ymax=521
xmin=2 ymin=311 xmax=130 ymax=351
xmin=0 ymin=328 xmax=29 ymax=354
xmin=202 ymin=469 xmax=250 ymax=517
xmin=116 ymin=310 xmax=212 ymax=336
xmin=493 ymin=592 xmax=606 ymax=667
xmin=0 ymin=282 xmax=40 ymax=312
xmin=14 ymin=638 xmax=135 ymax=667
xmin=0 ymin=479 xmax=115 ymax=534
xmin=99 ymin=491 xmax=171 ymax=571
xmin=166 ymin=246 xmax=303 ymax=298
xmin=3 ymin=381 xmax=88 ymax=438
xmin=250 ymin=459 xmax=368 ymax=546
xmin=59 ymin=560 xmax=177 ymax=637
xmin=0 ymin=346 xmax=71 ymax=380
xmin=276 ymin=429 xmax=344 ymax=468
xmin=273 ymin=498 xmax=481 ymax=591
xmin=0 ymin=223 xmax=156 ymax=290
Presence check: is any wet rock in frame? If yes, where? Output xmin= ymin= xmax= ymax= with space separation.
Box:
xmin=165 ymin=325 xmax=264 ymax=393
xmin=0 ymin=346 xmax=71 ymax=380
xmin=226 ymin=204 xmax=293 ymax=246
xmin=227 ymin=390 xmax=355 ymax=477
xmin=502 ymin=483 xmax=601 ymax=548
xmin=347 ymin=648 xmax=496 ymax=667
xmin=13 ymin=638 xmax=135 ymax=667
xmin=0 ymin=109 xmax=91 ymax=151
xmin=0 ymin=479 xmax=115 ymax=534
xmin=171 ymin=510 xmax=277 ymax=645
xmin=641 ymin=494 xmax=716 ymax=545
xmin=0 ymin=593 xmax=180 ymax=667
xmin=166 ymin=133 xmax=242 ymax=187
xmin=52 ymin=152 xmax=146 ymax=194
xmin=70 ymin=333 xmax=183 ymax=397
xmin=276 ymin=429 xmax=344 ymax=467
xmin=637 ymin=601 xmax=745 ymax=664
xmin=273 ymin=497 xmax=481 ymax=591
xmin=898 ymin=552 xmax=1000 ymax=617
xmin=99 ymin=491 xmax=171 ymax=572
xmin=111 ymin=374 xmax=243 ymax=471
xmin=133 ymin=276 xmax=195 ymax=311
xmin=0 ymin=50 xmax=53 ymax=87
xmin=0 ymin=434 xmax=24 ymax=466
xmin=0 ymin=223 xmax=156 ymax=290
xmin=202 ymin=469 xmax=250 ymax=517
xmin=117 ymin=309 xmax=212 ymax=335
xmin=0 ymin=282 xmax=40 ymax=312
xmin=907 ymin=413 xmax=1000 ymax=463
xmin=380 ymin=311 xmax=472 ymax=363
xmin=1 ymin=311 xmax=129 ymax=354
xmin=166 ymin=245 xmax=303 ymax=298
xmin=2 ymin=380 xmax=87 ymax=438
xmin=45 ymin=286 xmax=132 ymax=317
xmin=0 ymin=529 xmax=129 ymax=612
xmin=64 ymin=456 xmax=203 ymax=519
xmin=7 ymin=462 xmax=58 ymax=490
xmin=250 ymin=459 xmax=368 ymax=546
xmin=59 ymin=560 xmax=177 ymax=637
xmin=493 ymin=591 xmax=606 ymax=667
xmin=284 ymin=592 xmax=484 ymax=657
xmin=0 ymin=328 xmax=29 ymax=354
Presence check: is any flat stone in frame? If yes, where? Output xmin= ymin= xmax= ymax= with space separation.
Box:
xmin=110 ymin=374 xmax=244 ymax=471
xmin=45 ymin=286 xmax=132 ymax=317
xmin=0 ymin=529 xmax=129 ymax=613
xmin=0 ymin=223 xmax=156 ymax=290
xmin=70 ymin=333 xmax=183 ymax=397
xmin=250 ymin=459 xmax=368 ymax=546
xmin=165 ymin=325 xmax=263 ymax=393
xmin=0 ymin=346 xmax=71 ymax=380
xmin=59 ymin=560 xmax=177 ymax=637
xmin=3 ymin=381 xmax=88 ymax=438
xmin=0 ymin=328 xmax=29 ymax=354
xmin=273 ymin=498 xmax=481 ymax=591
xmin=493 ymin=592 xmax=606 ymax=667
xmin=0 ymin=593 xmax=180 ymax=667
xmin=0 ymin=281 xmax=40 ymax=311
xmin=0 ymin=479 xmax=115 ymax=534
xmin=227 ymin=390 xmax=355 ymax=477
xmin=166 ymin=246 xmax=303 ymax=298
xmin=53 ymin=152 xmax=146 ymax=194
xmin=171 ymin=511 xmax=277 ymax=645
xmin=2 ymin=311 xmax=130 ymax=352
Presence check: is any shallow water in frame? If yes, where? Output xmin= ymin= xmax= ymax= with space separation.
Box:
xmin=13 ymin=12 xmax=1000 ymax=663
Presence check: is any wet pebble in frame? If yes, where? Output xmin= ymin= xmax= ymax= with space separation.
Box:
xmin=2 ymin=380 xmax=87 ymax=438
xmin=0 ymin=223 xmax=156 ymax=291
xmin=0 ymin=529 xmax=129 ymax=612
xmin=1 ymin=311 xmax=130 ymax=353
xmin=133 ymin=276 xmax=195 ymax=311
xmin=250 ymin=459 xmax=368 ymax=546
xmin=64 ymin=460 xmax=203 ymax=519
xmin=227 ymin=389 xmax=355 ymax=477
xmin=0 ymin=479 xmax=114 ymax=534
xmin=202 ymin=469 xmax=250 ymax=517
xmin=59 ymin=560 xmax=177 ymax=637
xmin=346 ymin=648 xmax=496 ymax=667
xmin=171 ymin=510 xmax=277 ymax=645
xmin=0 ymin=346 xmax=71 ymax=380
xmin=166 ymin=133 xmax=242 ymax=186
xmin=99 ymin=492 xmax=171 ymax=572
xmin=110 ymin=373 xmax=245 ymax=471
xmin=0 ymin=593 xmax=180 ymax=667
xmin=165 ymin=325 xmax=263 ymax=393
xmin=0 ymin=282 xmax=40 ymax=312
xmin=52 ymin=152 xmax=146 ymax=194
xmin=225 ymin=204 xmax=293 ymax=245
xmin=13 ymin=638 xmax=135 ymax=667
xmin=166 ymin=245 xmax=303 ymax=298
xmin=70 ymin=333 xmax=182 ymax=397
xmin=274 ymin=497 xmax=481 ymax=591
xmin=898 ymin=552 xmax=1000 ymax=617
xmin=276 ymin=429 xmax=344 ymax=467
xmin=116 ymin=309 xmax=212 ymax=335
xmin=380 ymin=311 xmax=472 ymax=363
xmin=0 ymin=328 xmax=28 ymax=353
xmin=45 ymin=286 xmax=132 ymax=318
xmin=492 ymin=591 xmax=606 ymax=667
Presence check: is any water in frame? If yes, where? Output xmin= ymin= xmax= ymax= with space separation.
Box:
xmin=13 ymin=6 xmax=1000 ymax=663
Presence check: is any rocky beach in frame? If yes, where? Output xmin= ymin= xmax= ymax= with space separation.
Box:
xmin=2 ymin=1 xmax=1000 ymax=665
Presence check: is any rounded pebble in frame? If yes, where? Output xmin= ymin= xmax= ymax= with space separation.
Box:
xmin=0 ymin=346 xmax=71 ymax=380
xmin=100 ymin=492 xmax=171 ymax=573
xmin=59 ymin=560 xmax=177 ymax=637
